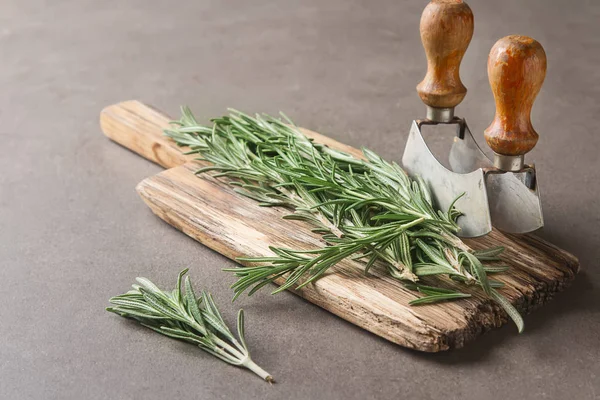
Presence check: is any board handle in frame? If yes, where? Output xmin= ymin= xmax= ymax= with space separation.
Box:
xmin=484 ymin=35 xmax=547 ymax=171
xmin=101 ymin=100 xmax=367 ymax=168
xmin=416 ymin=0 xmax=474 ymax=122
xmin=100 ymin=100 xmax=190 ymax=169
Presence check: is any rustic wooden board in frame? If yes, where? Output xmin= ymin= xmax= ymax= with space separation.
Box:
xmin=101 ymin=100 xmax=579 ymax=352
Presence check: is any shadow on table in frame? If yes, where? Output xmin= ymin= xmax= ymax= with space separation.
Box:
xmin=407 ymin=270 xmax=596 ymax=364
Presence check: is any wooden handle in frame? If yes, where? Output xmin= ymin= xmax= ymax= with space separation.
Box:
xmin=416 ymin=0 xmax=474 ymax=109
xmin=100 ymin=101 xmax=191 ymax=169
xmin=484 ymin=35 xmax=547 ymax=156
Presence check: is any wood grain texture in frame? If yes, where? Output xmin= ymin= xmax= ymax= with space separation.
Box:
xmin=484 ymin=35 xmax=547 ymax=156
xmin=416 ymin=0 xmax=474 ymax=109
xmin=101 ymin=102 xmax=189 ymax=168
xmin=101 ymin=101 xmax=579 ymax=352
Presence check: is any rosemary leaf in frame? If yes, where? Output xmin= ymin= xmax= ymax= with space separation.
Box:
xmin=107 ymin=269 xmax=274 ymax=382
xmin=409 ymin=292 xmax=472 ymax=305
xmin=166 ymin=108 xmax=525 ymax=332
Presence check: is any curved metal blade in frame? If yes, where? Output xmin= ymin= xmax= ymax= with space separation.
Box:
xmin=449 ymin=124 xmax=544 ymax=234
xmin=448 ymin=123 xmax=493 ymax=172
xmin=402 ymin=121 xmax=492 ymax=238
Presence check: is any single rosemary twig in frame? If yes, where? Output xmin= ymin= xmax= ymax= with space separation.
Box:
xmin=165 ymin=108 xmax=524 ymax=332
xmin=106 ymin=269 xmax=274 ymax=382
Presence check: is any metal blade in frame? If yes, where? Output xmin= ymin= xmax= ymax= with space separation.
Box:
xmin=449 ymin=123 xmax=544 ymax=233
xmin=485 ymin=170 xmax=544 ymax=233
xmin=402 ymin=121 xmax=492 ymax=238
xmin=448 ymin=123 xmax=493 ymax=172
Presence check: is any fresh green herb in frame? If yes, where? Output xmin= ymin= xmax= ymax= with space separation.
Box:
xmin=106 ymin=269 xmax=274 ymax=382
xmin=165 ymin=108 xmax=523 ymax=332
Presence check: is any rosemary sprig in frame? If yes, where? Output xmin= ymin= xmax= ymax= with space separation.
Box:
xmin=165 ymin=108 xmax=524 ymax=332
xmin=106 ymin=269 xmax=274 ymax=382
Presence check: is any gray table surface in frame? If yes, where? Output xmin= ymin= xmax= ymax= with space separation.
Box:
xmin=2 ymin=0 xmax=599 ymax=399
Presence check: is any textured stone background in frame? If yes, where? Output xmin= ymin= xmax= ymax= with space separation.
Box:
xmin=1 ymin=0 xmax=598 ymax=399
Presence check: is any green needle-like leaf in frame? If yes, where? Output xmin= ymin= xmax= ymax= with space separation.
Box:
xmin=409 ymin=292 xmax=472 ymax=305
xmin=165 ymin=107 xmax=525 ymax=332
xmin=491 ymin=289 xmax=525 ymax=333
xmin=107 ymin=270 xmax=274 ymax=382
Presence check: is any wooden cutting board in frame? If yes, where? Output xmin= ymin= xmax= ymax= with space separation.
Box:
xmin=100 ymin=100 xmax=579 ymax=352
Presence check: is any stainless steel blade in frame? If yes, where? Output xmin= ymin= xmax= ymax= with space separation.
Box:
xmin=448 ymin=123 xmax=492 ymax=172
xmin=449 ymin=123 xmax=544 ymax=233
xmin=402 ymin=121 xmax=492 ymax=238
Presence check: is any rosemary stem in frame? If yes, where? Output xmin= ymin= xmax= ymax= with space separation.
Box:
xmin=213 ymin=336 xmax=247 ymax=360
xmin=278 ymin=184 xmax=343 ymax=237
xmin=242 ymin=357 xmax=274 ymax=383
xmin=441 ymin=232 xmax=471 ymax=252
xmin=107 ymin=269 xmax=276 ymax=381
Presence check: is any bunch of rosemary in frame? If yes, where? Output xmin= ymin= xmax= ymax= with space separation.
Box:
xmin=107 ymin=269 xmax=274 ymax=382
xmin=165 ymin=108 xmax=523 ymax=332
